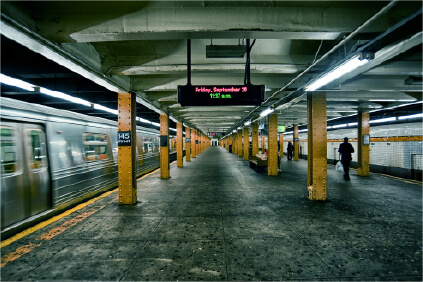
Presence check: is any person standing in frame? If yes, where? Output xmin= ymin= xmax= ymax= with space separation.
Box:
xmin=338 ymin=137 xmax=355 ymax=180
xmin=287 ymin=141 xmax=294 ymax=161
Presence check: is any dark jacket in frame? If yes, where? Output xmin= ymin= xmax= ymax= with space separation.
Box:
xmin=338 ymin=142 xmax=354 ymax=161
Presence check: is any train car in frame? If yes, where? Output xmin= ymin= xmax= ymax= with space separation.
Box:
xmin=0 ymin=97 xmax=176 ymax=231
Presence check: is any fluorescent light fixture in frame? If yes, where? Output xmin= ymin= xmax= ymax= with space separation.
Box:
xmin=0 ymin=74 xmax=35 ymax=91
xmin=305 ymin=54 xmax=370 ymax=92
xmin=93 ymin=104 xmax=118 ymax=115
xmin=40 ymin=87 xmax=92 ymax=107
xmin=260 ymin=108 xmax=274 ymax=117
xmin=298 ymin=129 xmax=308 ymax=133
xmin=170 ymin=128 xmax=177 ymax=132
xmin=151 ymin=122 xmax=161 ymax=127
xmin=398 ymin=113 xmax=423 ymax=120
xmin=370 ymin=117 xmax=396 ymax=124
xmin=237 ymin=127 xmax=242 ymax=130
xmin=136 ymin=117 xmax=152 ymax=124
xmin=332 ymin=124 xmax=348 ymax=129
xmin=244 ymin=121 xmax=251 ymax=126
xmin=283 ymin=131 xmax=294 ymax=135
xmin=233 ymin=130 xmax=237 ymax=133
xmin=348 ymin=122 xmax=358 ymax=126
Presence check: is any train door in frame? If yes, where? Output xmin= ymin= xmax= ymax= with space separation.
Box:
xmin=1 ymin=123 xmax=25 ymax=228
xmin=23 ymin=124 xmax=50 ymax=216
xmin=0 ymin=122 xmax=50 ymax=229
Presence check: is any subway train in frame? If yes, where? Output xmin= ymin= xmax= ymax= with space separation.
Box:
xmin=0 ymin=97 xmax=178 ymax=231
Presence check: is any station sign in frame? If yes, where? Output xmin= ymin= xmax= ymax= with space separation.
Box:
xmin=277 ymin=125 xmax=285 ymax=133
xmin=177 ymin=84 xmax=264 ymax=106
xmin=118 ymin=131 xmax=131 ymax=146
xmin=208 ymin=132 xmax=225 ymax=137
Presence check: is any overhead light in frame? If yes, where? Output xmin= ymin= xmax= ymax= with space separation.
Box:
xmin=398 ymin=113 xmax=423 ymax=120
xmin=305 ymin=53 xmax=373 ymax=92
xmin=260 ymin=108 xmax=274 ymax=117
xmin=348 ymin=122 xmax=358 ymax=126
xmin=136 ymin=117 xmax=152 ymax=124
xmin=233 ymin=130 xmax=237 ymax=133
xmin=0 ymin=73 xmax=35 ymax=91
xmin=244 ymin=121 xmax=251 ymax=126
xmin=40 ymin=87 xmax=92 ymax=107
xmin=151 ymin=122 xmax=161 ymax=127
xmin=93 ymin=104 xmax=118 ymax=115
xmin=170 ymin=128 xmax=177 ymax=132
xmin=332 ymin=124 xmax=347 ymax=129
xmin=370 ymin=117 xmax=396 ymax=124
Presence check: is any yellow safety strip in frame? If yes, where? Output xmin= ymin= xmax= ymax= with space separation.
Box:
xmin=1 ymin=166 xmax=164 ymax=249
xmin=0 ymin=189 xmax=117 ymax=249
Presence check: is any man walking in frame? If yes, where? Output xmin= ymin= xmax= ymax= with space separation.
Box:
xmin=338 ymin=137 xmax=354 ymax=180
xmin=287 ymin=141 xmax=294 ymax=161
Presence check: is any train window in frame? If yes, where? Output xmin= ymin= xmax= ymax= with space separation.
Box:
xmin=1 ymin=127 xmax=18 ymax=174
xmin=83 ymin=133 xmax=109 ymax=161
xmin=27 ymin=129 xmax=47 ymax=170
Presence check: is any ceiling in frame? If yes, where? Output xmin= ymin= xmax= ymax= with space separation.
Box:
xmin=1 ymin=1 xmax=422 ymax=135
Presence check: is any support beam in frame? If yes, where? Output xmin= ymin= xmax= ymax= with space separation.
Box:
xmin=238 ymin=129 xmax=243 ymax=157
xmin=307 ymin=91 xmax=327 ymax=201
xmin=191 ymin=128 xmax=196 ymax=158
xmin=185 ymin=127 xmax=191 ymax=162
xmin=160 ymin=114 xmax=170 ymax=178
xmin=262 ymin=135 xmax=266 ymax=154
xmin=293 ymin=125 xmax=299 ymax=161
xmin=357 ymin=111 xmax=370 ymax=176
xmin=243 ymin=127 xmax=249 ymax=161
xmin=252 ymin=122 xmax=259 ymax=157
xmin=118 ymin=91 xmax=137 ymax=205
xmin=268 ymin=113 xmax=278 ymax=176
xmin=177 ymin=122 xmax=183 ymax=168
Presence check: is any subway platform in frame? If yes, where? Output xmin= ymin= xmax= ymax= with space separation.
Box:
xmin=1 ymin=146 xmax=422 ymax=281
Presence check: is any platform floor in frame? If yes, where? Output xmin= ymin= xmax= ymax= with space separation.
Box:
xmin=1 ymin=146 xmax=422 ymax=281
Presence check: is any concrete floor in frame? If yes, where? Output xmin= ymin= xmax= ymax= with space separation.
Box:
xmin=1 ymin=146 xmax=422 ymax=281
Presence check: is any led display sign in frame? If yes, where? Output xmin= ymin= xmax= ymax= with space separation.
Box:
xmin=177 ymin=85 xmax=264 ymax=106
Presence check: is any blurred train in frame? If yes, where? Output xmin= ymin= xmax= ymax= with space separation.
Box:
xmin=0 ymin=97 xmax=178 ymax=231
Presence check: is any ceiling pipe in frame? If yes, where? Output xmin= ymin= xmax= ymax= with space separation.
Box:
xmin=187 ymin=39 xmax=192 ymax=86
xmin=228 ymin=0 xmax=400 ymax=134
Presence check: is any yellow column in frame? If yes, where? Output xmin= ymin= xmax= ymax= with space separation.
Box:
xmin=307 ymin=91 xmax=327 ymax=201
xmin=358 ymin=111 xmax=370 ymax=176
xmin=197 ymin=132 xmax=200 ymax=155
xmin=243 ymin=127 xmax=249 ymax=160
xmin=191 ymin=128 xmax=196 ymax=158
xmin=262 ymin=135 xmax=266 ymax=154
xmin=160 ymin=114 xmax=170 ymax=178
xmin=279 ymin=133 xmax=284 ymax=159
xmin=252 ymin=122 xmax=259 ymax=156
xmin=268 ymin=113 xmax=278 ymax=176
xmin=233 ymin=133 xmax=237 ymax=154
xmin=238 ymin=129 xmax=243 ymax=157
xmin=293 ymin=125 xmax=299 ymax=161
xmin=186 ymin=127 xmax=191 ymax=162
xmin=118 ymin=91 xmax=137 ymax=205
xmin=177 ymin=122 xmax=183 ymax=167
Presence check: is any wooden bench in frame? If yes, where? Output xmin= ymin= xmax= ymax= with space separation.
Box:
xmin=249 ymin=154 xmax=268 ymax=173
